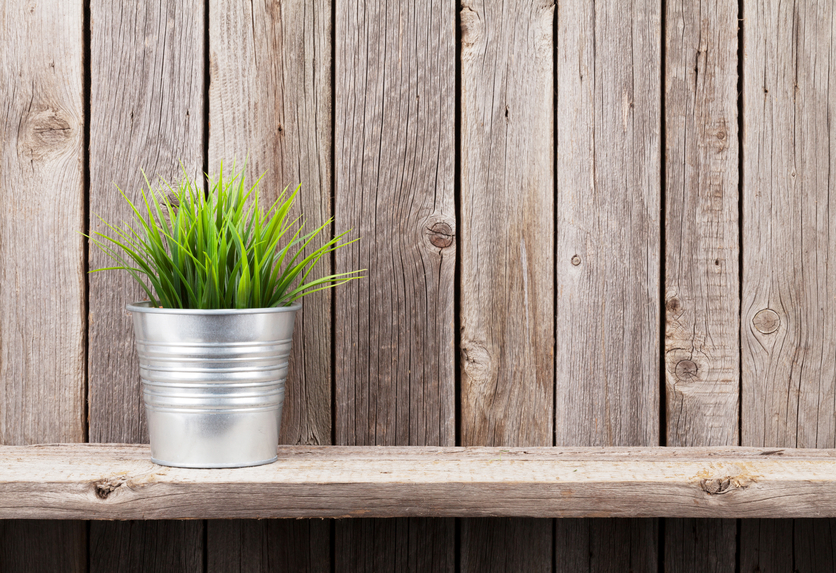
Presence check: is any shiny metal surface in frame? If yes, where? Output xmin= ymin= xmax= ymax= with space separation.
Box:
xmin=127 ymin=301 xmax=300 ymax=468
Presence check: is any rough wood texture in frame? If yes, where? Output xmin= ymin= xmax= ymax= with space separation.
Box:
xmin=665 ymin=0 xmax=739 ymax=451
xmin=334 ymin=0 xmax=456 ymax=569
xmin=208 ymin=520 xmax=329 ymax=573
xmin=459 ymin=0 xmax=554 ymax=570
xmin=0 ymin=0 xmax=85 ymax=449
xmin=664 ymin=0 xmax=740 ymax=569
xmin=90 ymin=520 xmax=203 ymax=573
xmin=88 ymin=0 xmax=205 ymax=443
xmin=335 ymin=518 xmax=454 ymax=572
xmin=555 ymin=0 xmax=661 ymax=570
xmin=5 ymin=445 xmax=836 ymax=519
xmin=88 ymin=0 xmax=206 ymax=569
xmin=0 ymin=1 xmax=86 ymax=569
xmin=207 ymin=0 xmax=334 ymax=568
xmin=209 ymin=0 xmax=332 ymax=447
xmin=741 ymin=0 xmax=836 ymax=569
xmin=0 ymin=520 xmax=86 ymax=573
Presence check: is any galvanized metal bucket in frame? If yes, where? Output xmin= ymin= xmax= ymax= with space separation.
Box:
xmin=127 ymin=301 xmax=300 ymax=468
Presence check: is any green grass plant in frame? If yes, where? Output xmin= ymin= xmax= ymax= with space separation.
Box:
xmin=87 ymin=164 xmax=362 ymax=309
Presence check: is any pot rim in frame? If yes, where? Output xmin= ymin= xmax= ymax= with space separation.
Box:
xmin=127 ymin=300 xmax=302 ymax=315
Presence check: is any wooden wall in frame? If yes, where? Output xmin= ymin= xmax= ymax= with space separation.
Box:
xmin=1 ymin=0 xmax=835 ymax=570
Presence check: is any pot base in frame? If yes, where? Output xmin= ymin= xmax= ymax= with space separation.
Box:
xmin=151 ymin=455 xmax=278 ymax=469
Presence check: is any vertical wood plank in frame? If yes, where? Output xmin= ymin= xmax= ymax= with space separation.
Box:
xmin=90 ymin=521 xmax=202 ymax=573
xmin=555 ymin=0 xmax=660 ymax=569
xmin=664 ymin=0 xmax=740 ymax=569
xmin=459 ymin=0 xmax=554 ymax=571
xmin=742 ymin=0 xmax=836 ymax=569
xmin=88 ymin=0 xmax=205 ymax=570
xmin=207 ymin=0 xmax=332 ymax=569
xmin=334 ymin=0 xmax=456 ymax=569
xmin=0 ymin=1 xmax=86 ymax=569
xmin=207 ymin=520 xmax=330 ymax=572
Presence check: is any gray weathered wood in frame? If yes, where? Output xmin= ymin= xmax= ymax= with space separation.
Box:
xmin=459 ymin=0 xmax=554 ymax=570
xmin=0 ymin=1 xmax=86 ymax=569
xmin=207 ymin=0 xmax=333 ymax=567
xmin=555 ymin=0 xmax=661 ymax=569
xmin=88 ymin=0 xmax=206 ymax=569
xmin=4 ymin=445 xmax=836 ymax=519
xmin=90 ymin=520 xmax=203 ymax=573
xmin=664 ymin=0 xmax=740 ymax=569
xmin=334 ymin=0 xmax=456 ymax=569
xmin=665 ymin=0 xmax=739 ymax=452
xmin=208 ymin=0 xmax=332 ymax=447
xmin=741 ymin=0 xmax=836 ymax=569
xmin=0 ymin=520 xmax=86 ymax=573
xmin=0 ymin=0 xmax=86 ymax=452
xmin=207 ymin=520 xmax=330 ymax=573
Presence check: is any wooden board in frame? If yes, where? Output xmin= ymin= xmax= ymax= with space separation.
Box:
xmin=555 ymin=0 xmax=661 ymax=569
xmin=664 ymin=0 xmax=740 ymax=569
xmin=207 ymin=0 xmax=333 ymax=568
xmin=87 ymin=0 xmax=206 ymax=569
xmin=741 ymin=0 xmax=836 ymax=569
xmin=208 ymin=0 xmax=333 ymax=447
xmin=334 ymin=0 xmax=456 ymax=569
xmin=0 ymin=1 xmax=86 ymax=569
xmin=207 ymin=520 xmax=329 ymax=573
xmin=3 ymin=445 xmax=836 ymax=519
xmin=459 ymin=0 xmax=555 ymax=570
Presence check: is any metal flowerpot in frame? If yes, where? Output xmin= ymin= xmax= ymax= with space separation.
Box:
xmin=127 ymin=301 xmax=300 ymax=468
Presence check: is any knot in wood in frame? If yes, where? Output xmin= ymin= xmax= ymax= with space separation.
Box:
xmin=22 ymin=108 xmax=75 ymax=160
xmin=94 ymin=476 xmax=128 ymax=500
xmin=666 ymin=297 xmax=681 ymax=313
xmin=675 ymin=359 xmax=698 ymax=381
xmin=699 ymin=476 xmax=748 ymax=495
xmin=753 ymin=309 xmax=780 ymax=334
xmin=427 ymin=222 xmax=454 ymax=249
xmin=570 ymin=255 xmax=581 ymax=266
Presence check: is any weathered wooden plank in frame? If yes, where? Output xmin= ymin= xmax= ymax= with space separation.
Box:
xmin=90 ymin=520 xmax=203 ymax=573
xmin=741 ymin=0 xmax=836 ymax=568
xmin=5 ymin=445 xmax=836 ymax=519
xmin=664 ymin=0 xmax=740 ymax=569
xmin=0 ymin=1 xmax=86 ymax=569
xmin=334 ymin=0 xmax=456 ymax=569
xmin=555 ymin=0 xmax=661 ymax=569
xmin=87 ymin=0 xmax=206 ymax=569
xmin=0 ymin=0 xmax=86 ymax=454
xmin=207 ymin=520 xmax=330 ymax=573
xmin=335 ymin=518 xmax=454 ymax=572
xmin=0 ymin=520 xmax=86 ymax=573
xmin=207 ymin=0 xmax=333 ymax=567
xmin=208 ymin=0 xmax=332 ymax=446
xmin=459 ymin=0 xmax=554 ymax=570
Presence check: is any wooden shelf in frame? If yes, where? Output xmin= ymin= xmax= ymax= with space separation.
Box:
xmin=2 ymin=444 xmax=836 ymax=520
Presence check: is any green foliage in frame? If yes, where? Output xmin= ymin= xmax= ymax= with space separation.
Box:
xmin=87 ymin=164 xmax=362 ymax=309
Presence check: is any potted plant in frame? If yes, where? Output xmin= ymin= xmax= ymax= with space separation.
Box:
xmin=88 ymin=165 xmax=361 ymax=468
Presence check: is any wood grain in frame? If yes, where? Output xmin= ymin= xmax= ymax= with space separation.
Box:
xmin=0 ymin=1 xmax=86 ymax=569
xmin=741 ymin=0 xmax=836 ymax=568
xmin=555 ymin=0 xmax=661 ymax=569
xmin=90 ymin=520 xmax=203 ymax=573
xmin=207 ymin=0 xmax=333 ymax=568
xmin=87 ymin=0 xmax=206 ymax=569
xmin=3 ymin=445 xmax=836 ymax=519
xmin=334 ymin=0 xmax=456 ymax=569
xmin=208 ymin=0 xmax=332 ymax=447
xmin=459 ymin=0 xmax=554 ymax=570
xmin=207 ymin=520 xmax=329 ymax=573
xmin=0 ymin=520 xmax=86 ymax=573
xmin=664 ymin=0 xmax=740 ymax=569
